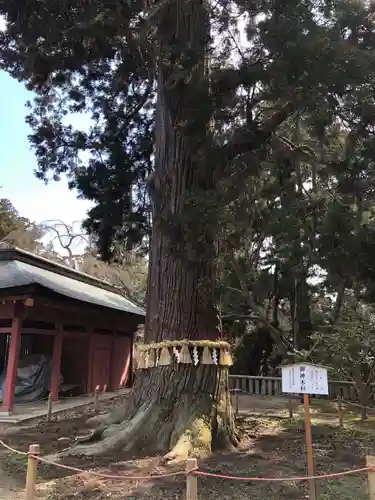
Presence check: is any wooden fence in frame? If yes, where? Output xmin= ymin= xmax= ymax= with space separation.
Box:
xmin=229 ymin=374 xmax=367 ymax=402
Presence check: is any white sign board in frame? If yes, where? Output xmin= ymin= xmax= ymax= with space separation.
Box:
xmin=281 ymin=364 xmax=328 ymax=396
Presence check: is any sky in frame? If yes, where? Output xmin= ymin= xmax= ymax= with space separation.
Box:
xmin=0 ymin=70 xmax=92 ymax=225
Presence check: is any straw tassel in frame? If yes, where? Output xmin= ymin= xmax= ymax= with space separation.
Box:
xmin=219 ymin=348 xmax=233 ymax=366
xmin=158 ymin=346 xmax=172 ymax=366
xmin=179 ymin=344 xmax=192 ymax=364
xmin=202 ymin=346 xmax=213 ymax=364
xmin=148 ymin=349 xmax=156 ymax=367
xmin=137 ymin=350 xmax=146 ymax=369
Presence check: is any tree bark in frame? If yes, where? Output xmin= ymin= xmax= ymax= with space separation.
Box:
xmin=62 ymin=0 xmax=237 ymax=461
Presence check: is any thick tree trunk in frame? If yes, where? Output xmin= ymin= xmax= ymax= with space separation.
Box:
xmin=72 ymin=364 xmax=236 ymax=460
xmin=63 ymin=0 xmax=237 ymax=460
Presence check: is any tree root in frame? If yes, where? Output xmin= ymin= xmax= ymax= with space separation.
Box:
xmin=62 ymin=399 xmax=237 ymax=461
xmin=86 ymin=404 xmax=129 ymax=429
xmin=59 ymin=367 xmax=238 ymax=460
xmin=62 ymin=403 xmax=155 ymax=457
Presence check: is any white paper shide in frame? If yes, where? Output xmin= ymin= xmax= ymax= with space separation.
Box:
xmin=281 ymin=363 xmax=328 ymax=396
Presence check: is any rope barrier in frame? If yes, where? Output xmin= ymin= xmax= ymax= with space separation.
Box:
xmin=0 ymin=439 xmax=372 ymax=483
xmin=0 ymin=440 xmax=186 ymax=480
xmin=194 ymin=466 xmax=373 ymax=482
xmin=34 ymin=455 xmax=188 ymax=480
xmin=0 ymin=439 xmax=27 ymax=456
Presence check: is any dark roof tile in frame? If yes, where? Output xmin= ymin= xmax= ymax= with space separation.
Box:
xmin=0 ymin=254 xmax=145 ymax=317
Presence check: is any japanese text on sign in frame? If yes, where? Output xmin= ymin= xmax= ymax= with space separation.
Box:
xmin=281 ymin=364 xmax=328 ymax=395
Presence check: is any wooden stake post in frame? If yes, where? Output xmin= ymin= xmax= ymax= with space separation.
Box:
xmin=186 ymin=458 xmax=198 ymax=500
xmin=46 ymin=392 xmax=53 ymax=422
xmin=94 ymin=386 xmax=100 ymax=412
xmin=367 ymin=456 xmax=375 ymax=500
xmin=304 ymin=394 xmax=316 ymax=500
xmin=337 ymin=397 xmax=344 ymax=427
xmin=25 ymin=444 xmax=40 ymax=500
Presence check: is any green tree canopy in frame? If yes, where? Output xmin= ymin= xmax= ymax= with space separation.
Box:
xmin=0 ymin=198 xmax=44 ymax=251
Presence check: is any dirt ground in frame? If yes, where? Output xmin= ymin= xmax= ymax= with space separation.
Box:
xmin=0 ymin=393 xmax=372 ymax=500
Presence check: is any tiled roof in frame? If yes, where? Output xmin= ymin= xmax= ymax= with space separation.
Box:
xmin=0 ymin=248 xmax=145 ymax=317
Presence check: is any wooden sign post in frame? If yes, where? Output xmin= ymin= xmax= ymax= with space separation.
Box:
xmin=303 ymin=393 xmax=316 ymax=500
xmin=281 ymin=363 xmax=328 ymax=500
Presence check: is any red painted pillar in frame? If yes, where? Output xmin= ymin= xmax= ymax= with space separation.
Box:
xmin=120 ymin=346 xmax=131 ymax=387
xmin=2 ymin=316 xmax=22 ymax=413
xmin=109 ymin=332 xmax=116 ymax=391
xmin=87 ymin=333 xmax=94 ymax=394
xmin=126 ymin=338 xmax=134 ymax=387
xmin=50 ymin=330 xmax=63 ymax=402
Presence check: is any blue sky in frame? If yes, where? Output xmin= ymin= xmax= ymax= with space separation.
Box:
xmin=0 ymin=70 xmax=92 ymax=224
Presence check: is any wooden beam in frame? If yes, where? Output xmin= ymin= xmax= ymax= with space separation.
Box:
xmin=0 ymin=297 xmax=34 ymax=320
xmin=61 ymin=331 xmax=89 ymax=338
xmin=0 ymin=327 xmax=56 ymax=336
xmin=0 ymin=327 xmax=129 ymax=341
xmin=33 ymin=296 xmax=142 ymax=330
xmin=0 ymin=295 xmax=34 ymax=303
xmin=0 ymin=293 xmax=140 ymax=338
xmin=28 ymin=303 xmax=132 ymax=331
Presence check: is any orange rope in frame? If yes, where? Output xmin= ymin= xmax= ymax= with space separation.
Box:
xmin=0 ymin=440 xmax=185 ymax=480
xmin=193 ymin=466 xmax=373 ymax=482
xmin=0 ymin=440 xmax=27 ymax=456
xmin=0 ymin=439 xmax=372 ymax=483
xmin=33 ymin=454 xmax=187 ymax=480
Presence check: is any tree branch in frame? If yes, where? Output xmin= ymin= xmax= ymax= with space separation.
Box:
xmin=226 ymin=260 xmax=294 ymax=354
xmin=223 ymin=100 xmax=299 ymax=163
xmin=331 ymin=278 xmax=347 ymax=325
